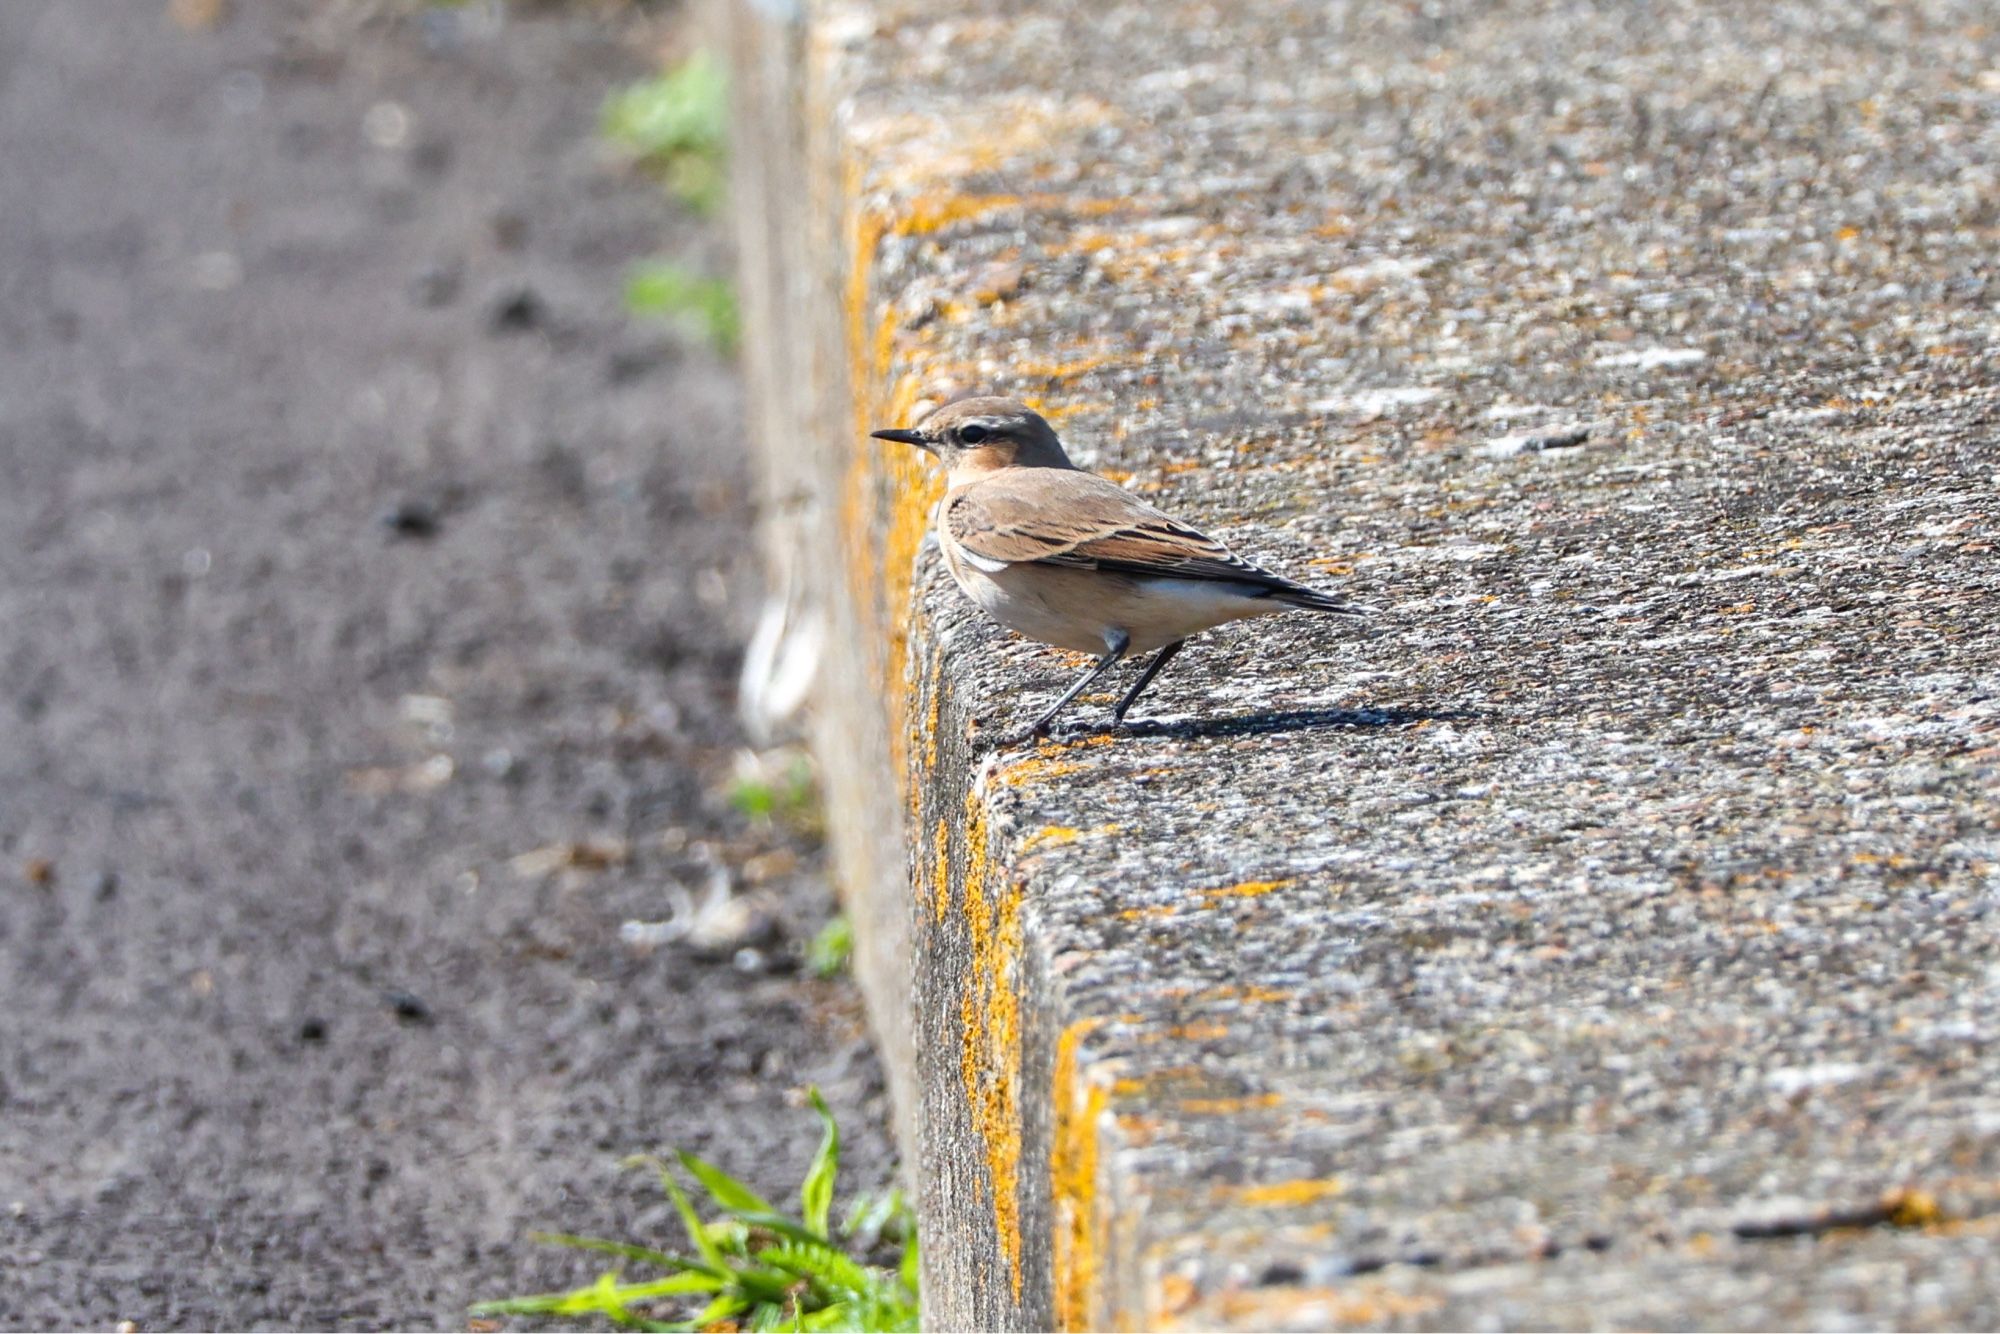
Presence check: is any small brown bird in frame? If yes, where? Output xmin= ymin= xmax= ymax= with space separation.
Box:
xmin=872 ymin=396 xmax=1367 ymax=737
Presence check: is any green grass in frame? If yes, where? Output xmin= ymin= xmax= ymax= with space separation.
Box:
xmin=623 ymin=260 xmax=739 ymax=354
xmin=725 ymin=750 xmax=818 ymax=829
xmin=606 ymin=51 xmax=739 ymax=355
xmin=602 ymin=51 xmax=728 ymax=216
xmin=806 ymin=915 xmax=853 ymax=980
xmin=474 ymin=1090 xmax=918 ymax=1332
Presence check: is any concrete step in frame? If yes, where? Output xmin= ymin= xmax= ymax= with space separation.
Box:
xmin=727 ymin=0 xmax=2000 ymax=1326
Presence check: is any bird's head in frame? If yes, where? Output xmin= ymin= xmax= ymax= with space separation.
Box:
xmin=870 ymin=396 xmax=1075 ymax=473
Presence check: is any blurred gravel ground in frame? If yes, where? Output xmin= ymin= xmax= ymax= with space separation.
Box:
xmin=0 ymin=2 xmax=890 ymax=1327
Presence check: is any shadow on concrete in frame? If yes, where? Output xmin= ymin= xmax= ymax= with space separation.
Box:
xmin=1105 ymin=704 xmax=1484 ymax=741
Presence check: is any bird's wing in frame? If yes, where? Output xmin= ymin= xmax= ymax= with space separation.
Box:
xmin=946 ymin=470 xmax=1312 ymax=591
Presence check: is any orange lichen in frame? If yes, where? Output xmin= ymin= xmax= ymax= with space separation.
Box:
xmin=1051 ymin=1018 xmax=1109 ymax=1331
xmin=1025 ymin=822 xmax=1123 ymax=855
xmin=1157 ymin=1273 xmax=1199 ymax=1318
xmin=1026 ymin=398 xmax=1113 ymax=426
xmin=1181 ymin=983 xmax=1293 ymax=1005
xmin=996 ymin=756 xmax=1090 ymax=786
xmin=1197 ymin=879 xmax=1292 ymax=903
xmin=1113 ymin=1113 xmax=1159 ymax=1147
xmin=1227 ymin=1177 xmax=1346 ymax=1207
xmin=922 ymin=648 xmax=945 ymax=784
xmin=1884 ymin=1187 xmax=1943 ymax=1227
xmin=1013 ymin=350 xmax=1151 ymax=383
xmin=957 ymin=792 xmax=1026 ymax=1299
xmin=890 ymin=193 xmax=1024 ymax=238
xmin=1026 ymin=825 xmax=1083 ymax=850
xmin=1176 ymin=1093 xmax=1282 ymax=1115
xmin=1113 ymin=1067 xmax=1242 ymax=1100
xmin=877 ymin=375 xmax=940 ymax=691
xmin=933 ymin=816 xmax=952 ymax=922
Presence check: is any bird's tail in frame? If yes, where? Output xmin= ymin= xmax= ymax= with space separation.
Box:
xmin=1269 ymin=584 xmax=1373 ymax=616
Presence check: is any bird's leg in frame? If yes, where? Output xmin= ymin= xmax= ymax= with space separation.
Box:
xmin=1111 ymin=639 xmax=1186 ymax=725
xmin=1024 ymin=630 xmax=1129 ymax=738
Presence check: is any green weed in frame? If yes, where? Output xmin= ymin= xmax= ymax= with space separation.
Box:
xmin=725 ymin=749 xmax=818 ymax=829
xmin=623 ymin=260 xmax=739 ymax=354
xmin=605 ymin=50 xmax=738 ymax=355
xmin=805 ymin=915 xmax=853 ymax=980
xmin=602 ymin=51 xmax=728 ymax=215
xmin=474 ymin=1090 xmax=918 ymax=1332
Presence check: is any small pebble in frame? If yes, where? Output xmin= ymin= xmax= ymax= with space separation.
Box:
xmin=383 ymin=990 xmax=432 ymax=1024
xmin=488 ymin=285 xmax=544 ymax=332
xmin=380 ymin=501 xmax=440 ymax=540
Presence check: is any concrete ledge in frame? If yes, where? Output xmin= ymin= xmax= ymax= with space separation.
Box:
xmin=730 ymin=0 xmax=2000 ymax=1327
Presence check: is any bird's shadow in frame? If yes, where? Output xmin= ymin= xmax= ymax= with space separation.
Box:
xmin=1050 ymin=704 xmax=1484 ymax=745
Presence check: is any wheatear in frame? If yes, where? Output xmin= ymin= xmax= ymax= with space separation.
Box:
xmin=872 ymin=397 xmax=1367 ymax=737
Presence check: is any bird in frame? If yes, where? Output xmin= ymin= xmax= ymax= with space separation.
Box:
xmin=871 ymin=396 xmax=1368 ymax=738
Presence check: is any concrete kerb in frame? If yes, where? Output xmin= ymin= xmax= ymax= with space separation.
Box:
xmin=730 ymin=0 xmax=2000 ymax=1328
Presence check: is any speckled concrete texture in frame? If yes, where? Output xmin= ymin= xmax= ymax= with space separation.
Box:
xmin=730 ymin=0 xmax=2000 ymax=1327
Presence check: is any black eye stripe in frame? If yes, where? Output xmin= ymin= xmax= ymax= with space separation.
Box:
xmin=958 ymin=424 xmax=990 ymax=444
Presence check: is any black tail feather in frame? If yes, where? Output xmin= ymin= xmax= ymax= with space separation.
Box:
xmin=1268 ymin=584 xmax=1372 ymax=615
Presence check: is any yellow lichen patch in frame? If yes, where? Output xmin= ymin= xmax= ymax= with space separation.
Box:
xmin=841 ymin=174 xmax=978 ymax=802
xmin=1114 ymin=1112 xmax=1159 ymax=1147
xmin=1024 ymin=398 xmax=1113 ymax=427
xmin=1157 ymin=1273 xmax=1199 ymax=1320
xmin=1106 ymin=1067 xmax=1203 ymax=1098
xmin=921 ymin=648 xmax=945 ymax=791
xmin=994 ymin=733 xmax=1115 ymax=786
xmin=1197 ymin=879 xmax=1292 ymax=903
xmin=996 ymin=756 xmax=1090 ymax=786
xmin=891 ymin=193 xmax=1024 ymax=238
xmin=1117 ymin=903 xmax=1181 ymax=923
xmin=933 ymin=816 xmax=952 ymax=922
xmin=1042 ymin=227 xmax=1123 ymax=256
xmin=1025 ymin=825 xmax=1083 ymax=850
xmin=879 ymin=375 xmax=939 ymax=575
xmin=1013 ymin=350 xmax=1151 ymax=384
xmin=850 ymin=96 xmax=1120 ymax=198
xmin=1043 ymin=732 xmax=1119 ymax=751
xmin=1226 ymin=1177 xmax=1346 ymax=1208
xmin=1176 ymin=1093 xmax=1282 ymax=1115
xmin=1184 ymin=983 xmax=1294 ymax=1005
xmin=957 ymin=792 xmax=1027 ymax=1298
xmin=1884 ymin=1187 xmax=1943 ymax=1227
xmin=1051 ymin=1018 xmax=1109 ymax=1332
xmin=1087 ymin=821 xmax=1125 ymax=837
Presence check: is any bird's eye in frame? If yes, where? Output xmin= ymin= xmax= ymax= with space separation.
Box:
xmin=957 ymin=424 xmax=990 ymax=445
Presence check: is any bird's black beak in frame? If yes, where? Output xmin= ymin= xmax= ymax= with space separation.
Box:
xmin=870 ymin=427 xmax=930 ymax=450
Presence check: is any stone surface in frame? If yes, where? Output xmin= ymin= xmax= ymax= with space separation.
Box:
xmin=729 ymin=0 xmax=2000 ymax=1327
